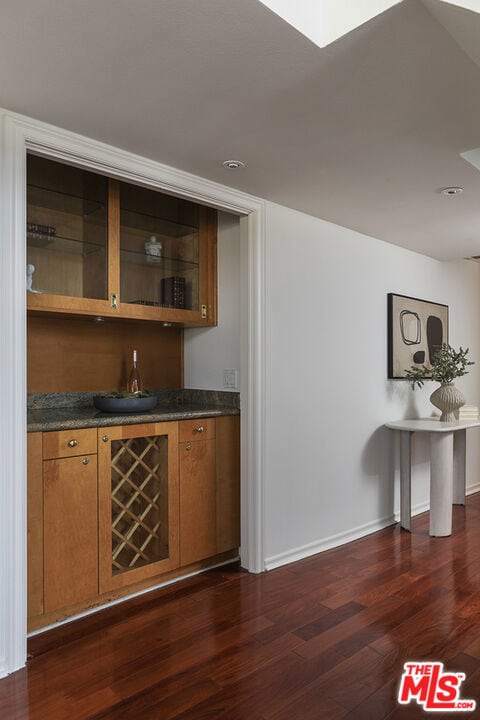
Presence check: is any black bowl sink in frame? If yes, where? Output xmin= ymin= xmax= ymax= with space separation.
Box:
xmin=93 ymin=395 xmax=157 ymax=414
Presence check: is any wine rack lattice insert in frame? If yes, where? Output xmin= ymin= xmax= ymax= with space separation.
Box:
xmin=111 ymin=435 xmax=169 ymax=575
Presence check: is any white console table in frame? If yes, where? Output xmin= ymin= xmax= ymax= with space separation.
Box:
xmin=385 ymin=418 xmax=480 ymax=536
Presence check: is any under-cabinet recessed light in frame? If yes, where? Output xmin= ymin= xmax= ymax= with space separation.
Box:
xmin=222 ymin=160 xmax=246 ymax=170
xmin=440 ymin=186 xmax=464 ymax=196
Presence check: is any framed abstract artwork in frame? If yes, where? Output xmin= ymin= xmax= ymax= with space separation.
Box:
xmin=387 ymin=293 xmax=449 ymax=379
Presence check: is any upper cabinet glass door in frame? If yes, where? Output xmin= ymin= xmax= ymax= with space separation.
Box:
xmin=27 ymin=154 xmax=108 ymax=301
xmin=26 ymin=154 xmax=217 ymax=325
xmin=119 ymin=181 xmax=200 ymax=313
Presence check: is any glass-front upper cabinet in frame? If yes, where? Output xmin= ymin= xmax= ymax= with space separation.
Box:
xmin=27 ymin=154 xmax=109 ymax=310
xmin=117 ymin=181 xmax=216 ymax=324
xmin=26 ymin=154 xmax=217 ymax=325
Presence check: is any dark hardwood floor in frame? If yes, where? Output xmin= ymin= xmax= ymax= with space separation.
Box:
xmin=3 ymin=495 xmax=480 ymax=719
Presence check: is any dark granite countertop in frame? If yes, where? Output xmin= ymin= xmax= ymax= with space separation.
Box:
xmin=27 ymin=390 xmax=240 ymax=433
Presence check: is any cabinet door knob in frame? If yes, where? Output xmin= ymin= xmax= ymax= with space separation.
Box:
xmin=186 ymin=443 xmax=191 ymax=452
xmin=102 ymin=435 xmax=109 ymax=443
xmin=82 ymin=458 xmax=89 ymax=465
xmin=195 ymin=425 xmax=204 ymax=433
xmin=68 ymin=439 xmax=78 ymax=448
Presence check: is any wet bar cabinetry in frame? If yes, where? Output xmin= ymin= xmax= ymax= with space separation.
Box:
xmin=26 ymin=154 xmax=217 ymax=325
xmin=27 ymin=416 xmax=240 ymax=631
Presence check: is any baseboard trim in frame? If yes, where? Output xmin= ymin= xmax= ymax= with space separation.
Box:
xmin=265 ymin=486 xmax=480 ymax=572
xmin=466 ymin=483 xmax=480 ymax=496
xmin=264 ymin=514 xmax=397 ymax=571
xmin=407 ymin=483 xmax=480 ymax=520
xmin=408 ymin=500 xmax=430 ymax=519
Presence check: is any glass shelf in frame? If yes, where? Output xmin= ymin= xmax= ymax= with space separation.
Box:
xmin=27 ymin=184 xmax=106 ymax=218
xmin=120 ymin=247 xmax=198 ymax=271
xmin=27 ymin=233 xmax=106 ymax=257
xmin=120 ymin=209 xmax=198 ymax=239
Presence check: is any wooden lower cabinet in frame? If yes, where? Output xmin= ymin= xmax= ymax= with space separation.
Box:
xmin=179 ymin=424 xmax=216 ymax=565
xmin=179 ymin=416 xmax=240 ymax=565
xmin=27 ymin=415 xmax=240 ymax=630
xmin=44 ymin=454 xmax=98 ymax=613
xmin=98 ymin=422 xmax=179 ymax=594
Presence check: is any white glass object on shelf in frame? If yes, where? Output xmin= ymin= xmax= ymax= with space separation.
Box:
xmin=26 ymin=264 xmax=41 ymax=293
xmin=145 ymin=235 xmax=162 ymax=263
xmin=119 ymin=181 xmax=200 ymax=310
xmin=127 ymin=349 xmax=143 ymax=394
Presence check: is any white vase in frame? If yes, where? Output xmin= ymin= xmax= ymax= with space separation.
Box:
xmin=430 ymin=383 xmax=465 ymax=422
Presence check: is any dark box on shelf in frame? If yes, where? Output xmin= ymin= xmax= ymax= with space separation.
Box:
xmin=161 ymin=276 xmax=186 ymax=309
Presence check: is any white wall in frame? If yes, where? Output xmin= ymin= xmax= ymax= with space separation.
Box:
xmin=185 ymin=198 xmax=480 ymax=569
xmin=184 ymin=211 xmax=241 ymax=390
xmin=264 ymin=201 xmax=480 ymax=567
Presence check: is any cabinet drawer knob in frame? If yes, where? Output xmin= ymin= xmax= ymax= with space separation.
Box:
xmin=186 ymin=443 xmax=191 ymax=452
xmin=102 ymin=435 xmax=109 ymax=443
xmin=68 ymin=439 xmax=78 ymax=448
xmin=82 ymin=458 xmax=89 ymax=465
xmin=195 ymin=425 xmax=204 ymax=433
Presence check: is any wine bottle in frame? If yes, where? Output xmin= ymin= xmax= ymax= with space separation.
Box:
xmin=127 ymin=349 xmax=143 ymax=395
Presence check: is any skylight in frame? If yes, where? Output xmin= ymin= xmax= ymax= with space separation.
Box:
xmin=257 ymin=0 xmax=480 ymax=48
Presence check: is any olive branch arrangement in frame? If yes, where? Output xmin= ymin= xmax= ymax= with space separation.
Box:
xmin=404 ymin=344 xmax=473 ymax=390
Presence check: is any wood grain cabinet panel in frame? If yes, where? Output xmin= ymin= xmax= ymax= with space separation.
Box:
xmin=216 ymin=416 xmax=240 ymax=553
xmin=178 ymin=418 xmax=215 ymax=443
xmin=44 ymin=454 xmax=98 ymax=613
xmin=43 ymin=427 xmax=97 ymax=459
xmin=179 ymin=436 xmax=217 ymax=565
xmin=27 ymin=433 xmax=44 ymax=622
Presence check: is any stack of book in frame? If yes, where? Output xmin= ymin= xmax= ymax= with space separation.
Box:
xmin=455 ymin=405 xmax=479 ymax=421
xmin=161 ymin=276 xmax=186 ymax=309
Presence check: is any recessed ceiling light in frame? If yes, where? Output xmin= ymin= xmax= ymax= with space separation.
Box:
xmin=222 ymin=160 xmax=245 ymax=170
xmin=440 ymin=186 xmax=464 ymax=196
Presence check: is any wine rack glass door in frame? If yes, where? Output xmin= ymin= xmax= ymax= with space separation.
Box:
xmin=27 ymin=154 xmax=110 ymax=310
xmin=98 ymin=422 xmax=179 ymax=593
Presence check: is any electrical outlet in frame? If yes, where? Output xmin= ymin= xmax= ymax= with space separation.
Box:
xmin=223 ymin=369 xmax=238 ymax=390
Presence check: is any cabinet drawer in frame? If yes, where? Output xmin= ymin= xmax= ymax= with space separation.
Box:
xmin=178 ymin=418 xmax=215 ymax=443
xmin=43 ymin=428 xmax=97 ymax=459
